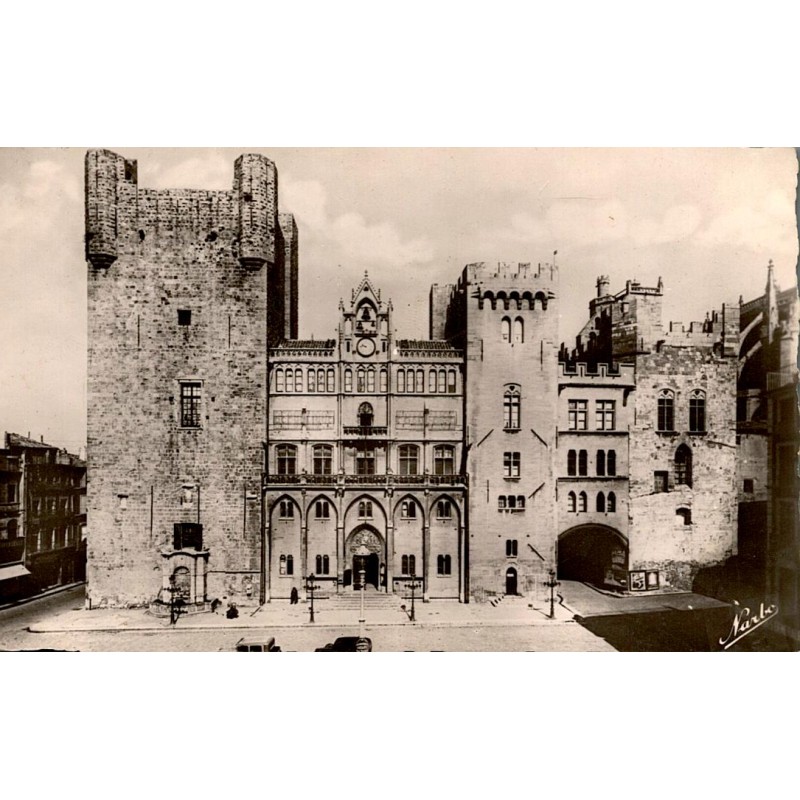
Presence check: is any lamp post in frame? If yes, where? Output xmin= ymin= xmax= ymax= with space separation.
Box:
xmin=543 ymin=569 xmax=560 ymax=620
xmin=306 ymin=573 xmax=319 ymax=623
xmin=358 ymin=568 xmax=366 ymax=638
xmin=401 ymin=573 xmax=422 ymax=622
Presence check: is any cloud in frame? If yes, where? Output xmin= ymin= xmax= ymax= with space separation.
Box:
xmin=281 ymin=177 xmax=434 ymax=268
xmin=142 ymin=152 xmax=232 ymax=191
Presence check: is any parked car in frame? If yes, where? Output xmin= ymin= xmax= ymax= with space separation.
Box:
xmin=235 ymin=636 xmax=282 ymax=652
xmin=315 ymin=636 xmax=372 ymax=652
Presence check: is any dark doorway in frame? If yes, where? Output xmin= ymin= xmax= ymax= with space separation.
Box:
xmin=353 ymin=553 xmax=380 ymax=590
xmin=505 ymin=567 xmax=517 ymax=595
xmin=558 ymin=525 xmax=628 ymax=589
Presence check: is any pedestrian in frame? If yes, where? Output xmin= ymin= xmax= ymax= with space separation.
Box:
xmin=226 ymin=602 xmax=239 ymax=619
xmin=290 ymin=586 xmax=298 ymax=605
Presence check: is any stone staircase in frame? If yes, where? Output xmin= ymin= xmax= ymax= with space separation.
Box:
xmin=326 ymin=590 xmax=404 ymax=611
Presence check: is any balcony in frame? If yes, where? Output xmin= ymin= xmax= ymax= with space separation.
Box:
xmin=342 ymin=426 xmax=388 ymax=437
xmin=265 ymin=473 xmax=467 ymax=489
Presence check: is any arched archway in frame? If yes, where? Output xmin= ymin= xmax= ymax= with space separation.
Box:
xmin=345 ymin=525 xmax=385 ymax=591
xmin=505 ymin=567 xmax=518 ymax=595
xmin=557 ymin=525 xmax=628 ymax=589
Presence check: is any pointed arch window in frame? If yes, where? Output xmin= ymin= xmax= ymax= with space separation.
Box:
xmin=504 ymin=385 xmax=521 ymax=430
xmin=429 ymin=369 xmax=437 ymax=393
xmin=658 ymin=389 xmax=675 ymax=432
xmin=567 ymin=450 xmax=577 ymax=476
xmin=276 ymin=368 xmax=285 ymax=392
xmin=596 ymin=450 xmax=606 ymax=476
xmin=607 ymin=491 xmax=616 ymax=512
xmin=416 ymin=369 xmax=424 ymax=393
xmin=568 ymin=491 xmax=576 ymax=512
xmin=501 ymin=317 xmax=511 ymax=343
xmin=578 ymin=491 xmax=587 ymax=512
xmin=366 ymin=368 xmax=375 ymax=392
xmin=689 ymin=390 xmax=706 ymax=432
xmin=326 ymin=368 xmax=335 ymax=393
xmin=397 ymin=368 xmax=406 ymax=393
xmin=437 ymin=369 xmax=446 ymax=394
xmin=447 ymin=369 xmax=457 ymax=394
xmin=596 ymin=492 xmax=606 ymax=512
xmin=674 ymin=444 xmax=693 ymax=487
xmin=607 ymin=450 xmax=617 ymax=476
xmin=513 ymin=317 xmax=524 ymax=343
xmin=380 ymin=367 xmax=388 ymax=393
xmin=578 ymin=450 xmax=588 ymax=476
xmin=344 ymin=368 xmax=353 ymax=393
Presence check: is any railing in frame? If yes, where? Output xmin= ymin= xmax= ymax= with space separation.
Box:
xmin=342 ymin=426 xmax=388 ymax=437
xmin=265 ymin=473 xmax=468 ymax=488
xmin=767 ymin=367 xmax=799 ymax=391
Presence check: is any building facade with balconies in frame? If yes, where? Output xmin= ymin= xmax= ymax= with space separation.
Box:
xmin=266 ymin=274 xmax=466 ymax=600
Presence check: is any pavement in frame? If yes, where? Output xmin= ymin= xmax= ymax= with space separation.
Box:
xmin=28 ymin=591 xmax=576 ymax=634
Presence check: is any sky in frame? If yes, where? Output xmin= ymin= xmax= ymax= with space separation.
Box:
xmin=0 ymin=147 xmax=797 ymax=454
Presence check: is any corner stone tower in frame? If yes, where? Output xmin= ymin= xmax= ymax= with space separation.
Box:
xmin=85 ymin=149 xmax=295 ymax=608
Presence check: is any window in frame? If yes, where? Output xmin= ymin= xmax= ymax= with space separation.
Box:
xmin=397 ymin=369 xmax=406 ymax=393
xmin=437 ymin=369 xmax=446 ymax=394
xmin=357 ymin=368 xmax=366 ymax=393
xmin=689 ymin=390 xmax=706 ymax=433
xmin=327 ymin=368 xmax=335 ymax=393
xmin=578 ymin=492 xmax=587 ymax=512
xmin=743 ymin=479 xmax=754 ymax=494
xmin=358 ymin=500 xmax=373 ymax=518
xmin=596 ymin=400 xmax=616 ymax=431
xmin=437 ymin=554 xmax=452 ymax=575
xmin=276 ymin=445 xmax=297 ymax=475
xmin=607 ymin=491 xmax=616 ymax=512
xmin=504 ymin=451 xmax=521 ymax=478
xmin=401 ymin=500 xmax=417 ymax=518
xmin=276 ymin=368 xmax=285 ymax=392
xmin=568 ymin=491 xmax=576 ymax=512
xmin=6 ymin=483 xmax=17 ymax=503
xmin=506 ymin=539 xmax=518 ymax=557
xmin=607 ymin=450 xmax=617 ymax=476
xmin=501 ymin=317 xmax=511 ymax=342
xmin=355 ymin=446 xmax=375 ymax=475
xmin=178 ymin=309 xmax=191 ymax=326
xmin=596 ymin=492 xmax=606 ymax=512
xmin=358 ymin=402 xmax=374 ymax=427
xmin=674 ymin=444 xmax=693 ymax=487
xmin=429 ymin=369 xmax=437 ymax=393
xmin=307 ymin=369 xmax=316 ymax=393
xmin=654 ymin=471 xmax=669 ymax=493
xmin=437 ymin=499 xmax=452 ymax=518
xmin=312 ymin=445 xmax=333 ymax=475
xmin=180 ymin=382 xmax=202 ymax=428
xmin=433 ymin=446 xmax=455 ymax=476
xmin=657 ymin=390 xmax=675 ymax=432
xmin=577 ymin=450 xmax=588 ymax=476
xmin=504 ymin=385 xmax=521 ymax=430
xmin=315 ymin=554 xmax=330 ymax=575
xmin=568 ymin=400 xmax=588 ymax=430
xmin=676 ymin=508 xmax=692 ymax=525
xmin=366 ymin=368 xmax=375 ymax=392
xmin=567 ymin=450 xmax=577 ymax=476
xmin=380 ymin=368 xmax=388 ymax=393
xmin=285 ymin=368 xmax=293 ymax=392
xmin=399 ymin=445 xmax=419 ymax=476
xmin=279 ymin=500 xmax=294 ymax=518
xmin=447 ymin=369 xmax=456 ymax=394
xmin=285 ymin=555 xmax=294 ymax=575
xmin=7 ymin=519 xmax=17 ymax=539
xmin=499 ymin=495 xmax=525 ymax=511
xmin=314 ymin=500 xmax=330 ymax=519
xmin=597 ymin=450 xmax=606 ymax=476
xmin=344 ymin=368 xmax=353 ymax=393
xmin=401 ymin=554 xmax=416 ymax=576
xmin=513 ymin=317 xmax=524 ymax=343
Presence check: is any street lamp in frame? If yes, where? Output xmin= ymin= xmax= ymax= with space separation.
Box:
xmin=306 ymin=573 xmax=319 ymax=623
xmin=401 ymin=573 xmax=422 ymax=622
xmin=543 ymin=569 xmax=560 ymax=619
xmin=358 ymin=568 xmax=366 ymax=638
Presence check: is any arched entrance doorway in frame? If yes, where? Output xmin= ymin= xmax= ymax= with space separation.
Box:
xmin=505 ymin=567 xmax=518 ymax=595
xmin=345 ymin=526 xmax=385 ymax=591
xmin=557 ymin=525 xmax=628 ymax=589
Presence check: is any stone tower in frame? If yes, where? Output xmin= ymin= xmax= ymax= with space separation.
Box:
xmin=85 ymin=149 xmax=295 ymax=607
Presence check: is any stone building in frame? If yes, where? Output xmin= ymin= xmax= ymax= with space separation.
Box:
xmin=85 ymin=149 xmax=752 ymax=608
xmin=0 ymin=447 xmax=24 ymax=599
xmin=2 ymin=433 xmax=86 ymax=600
xmin=737 ymin=262 xmax=799 ymax=642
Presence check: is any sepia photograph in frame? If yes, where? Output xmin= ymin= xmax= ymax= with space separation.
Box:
xmin=0 ymin=146 xmax=797 ymax=654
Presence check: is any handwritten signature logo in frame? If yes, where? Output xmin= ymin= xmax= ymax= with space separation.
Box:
xmin=719 ymin=601 xmax=778 ymax=650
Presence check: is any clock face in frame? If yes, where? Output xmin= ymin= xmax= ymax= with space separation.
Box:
xmin=356 ymin=337 xmax=375 ymax=357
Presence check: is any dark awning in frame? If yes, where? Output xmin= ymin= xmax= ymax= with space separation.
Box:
xmin=0 ymin=563 xmax=31 ymax=581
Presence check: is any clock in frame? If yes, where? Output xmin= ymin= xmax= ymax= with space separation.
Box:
xmin=356 ymin=337 xmax=375 ymax=357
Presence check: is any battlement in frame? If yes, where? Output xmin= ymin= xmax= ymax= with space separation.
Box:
xmin=558 ymin=361 xmax=635 ymax=384
xmin=85 ymin=149 xmax=280 ymax=272
xmin=465 ymin=260 xmax=558 ymax=284
xmin=662 ymin=303 xmax=739 ymax=354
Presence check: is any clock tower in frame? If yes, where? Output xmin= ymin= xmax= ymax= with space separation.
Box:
xmin=339 ymin=271 xmax=393 ymax=361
